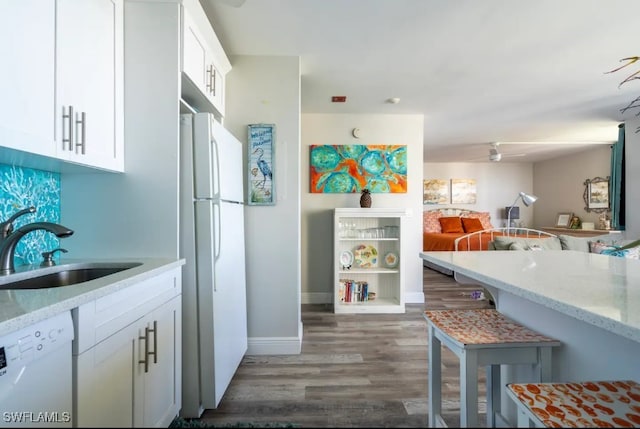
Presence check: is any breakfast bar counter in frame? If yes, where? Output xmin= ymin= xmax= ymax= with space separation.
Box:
xmin=420 ymin=250 xmax=640 ymax=423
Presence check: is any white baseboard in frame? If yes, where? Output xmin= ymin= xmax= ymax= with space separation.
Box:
xmin=302 ymin=292 xmax=332 ymax=304
xmin=246 ymin=321 xmax=303 ymax=355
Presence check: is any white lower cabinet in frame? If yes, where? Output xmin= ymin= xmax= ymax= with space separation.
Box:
xmin=334 ymin=208 xmax=407 ymax=314
xmin=73 ymin=268 xmax=182 ymax=427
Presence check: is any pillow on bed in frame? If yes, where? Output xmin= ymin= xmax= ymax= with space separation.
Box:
xmin=465 ymin=212 xmax=493 ymax=230
xmin=423 ymin=211 xmax=442 ymax=233
xmin=493 ymin=236 xmax=562 ymax=250
xmin=509 ymin=242 xmax=544 ymax=251
xmin=589 ymin=241 xmax=618 ymax=254
xmin=461 ymin=217 xmax=484 ymax=233
xmin=439 ymin=216 xmax=464 ymax=233
xmin=558 ymin=235 xmax=590 ymax=252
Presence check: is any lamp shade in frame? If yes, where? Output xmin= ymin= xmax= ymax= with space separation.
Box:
xmin=520 ymin=192 xmax=538 ymax=207
xmin=505 ymin=206 xmax=520 ymax=220
xmin=506 ymin=191 xmax=538 ymax=235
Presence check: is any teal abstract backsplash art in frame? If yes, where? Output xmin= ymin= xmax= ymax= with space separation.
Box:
xmin=0 ymin=164 xmax=61 ymax=266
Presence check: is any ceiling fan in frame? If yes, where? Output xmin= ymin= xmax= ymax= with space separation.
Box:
xmin=487 ymin=143 xmax=527 ymax=162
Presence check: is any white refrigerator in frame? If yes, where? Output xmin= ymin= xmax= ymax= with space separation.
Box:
xmin=179 ymin=112 xmax=248 ymax=417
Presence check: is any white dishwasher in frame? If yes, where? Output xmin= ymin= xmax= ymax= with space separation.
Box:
xmin=0 ymin=311 xmax=74 ymax=427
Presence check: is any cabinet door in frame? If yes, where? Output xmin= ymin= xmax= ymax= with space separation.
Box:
xmin=182 ymin=9 xmax=209 ymax=97
xmin=75 ymin=298 xmax=181 ymax=428
xmin=57 ymin=0 xmax=123 ymax=171
xmin=181 ymin=7 xmax=226 ymax=116
xmin=0 ymin=0 xmax=56 ymax=157
xmin=75 ymin=318 xmax=141 ymax=427
xmin=207 ymin=62 xmax=225 ymax=116
xmin=142 ymin=296 xmax=182 ymax=427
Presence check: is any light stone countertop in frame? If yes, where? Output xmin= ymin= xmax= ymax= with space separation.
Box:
xmin=0 ymin=257 xmax=185 ymax=337
xmin=420 ymin=250 xmax=640 ymax=343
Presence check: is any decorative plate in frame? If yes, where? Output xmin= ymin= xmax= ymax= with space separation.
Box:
xmin=354 ymin=244 xmax=378 ymax=268
xmin=339 ymin=250 xmax=354 ymax=268
xmin=384 ymin=252 xmax=398 ymax=268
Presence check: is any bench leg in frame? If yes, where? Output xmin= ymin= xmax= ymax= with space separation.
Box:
xmin=428 ymin=324 xmax=442 ymax=428
xmin=486 ymin=364 xmax=501 ymax=427
xmin=537 ymin=347 xmax=552 ymax=382
xmin=460 ymin=349 xmax=479 ymax=427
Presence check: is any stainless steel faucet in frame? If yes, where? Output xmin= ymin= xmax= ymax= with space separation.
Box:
xmin=0 ymin=207 xmax=74 ymax=275
xmin=0 ymin=206 xmax=35 ymax=239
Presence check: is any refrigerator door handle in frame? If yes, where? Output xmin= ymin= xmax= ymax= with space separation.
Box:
xmin=211 ymin=135 xmax=221 ymax=199
xmin=214 ymin=200 xmax=222 ymax=264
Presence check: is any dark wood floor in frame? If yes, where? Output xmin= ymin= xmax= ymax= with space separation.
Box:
xmin=198 ymin=267 xmax=494 ymax=427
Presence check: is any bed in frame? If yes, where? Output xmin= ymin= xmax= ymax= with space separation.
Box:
xmin=422 ymin=208 xmax=556 ymax=275
xmin=423 ymin=208 xmax=555 ymax=252
xmin=423 ymin=208 xmax=492 ymax=251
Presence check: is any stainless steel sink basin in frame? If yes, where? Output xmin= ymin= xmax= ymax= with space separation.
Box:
xmin=0 ymin=262 xmax=143 ymax=290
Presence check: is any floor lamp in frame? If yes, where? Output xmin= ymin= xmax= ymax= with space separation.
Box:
xmin=507 ymin=192 xmax=538 ymax=236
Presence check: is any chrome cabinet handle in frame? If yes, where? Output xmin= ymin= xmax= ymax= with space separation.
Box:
xmin=206 ymin=64 xmax=214 ymax=94
xmin=139 ymin=327 xmax=150 ymax=373
xmin=75 ymin=111 xmax=86 ymax=155
xmin=149 ymin=321 xmax=157 ymax=364
xmin=62 ymin=106 xmax=74 ymax=151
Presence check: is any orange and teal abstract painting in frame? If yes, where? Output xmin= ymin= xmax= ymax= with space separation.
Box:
xmin=310 ymin=145 xmax=407 ymax=193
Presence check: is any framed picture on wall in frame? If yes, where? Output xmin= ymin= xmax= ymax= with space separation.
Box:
xmin=423 ymin=179 xmax=449 ymax=204
xmin=309 ymin=145 xmax=408 ymax=193
xmin=451 ymin=178 xmax=477 ymax=204
xmin=584 ymin=176 xmax=610 ymax=210
xmin=248 ymin=124 xmax=276 ymax=205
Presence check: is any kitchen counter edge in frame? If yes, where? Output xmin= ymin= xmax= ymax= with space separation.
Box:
xmin=0 ymin=258 xmax=185 ymax=337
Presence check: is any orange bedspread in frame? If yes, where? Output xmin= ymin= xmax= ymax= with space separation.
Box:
xmin=423 ymin=232 xmax=494 ymax=251
xmin=423 ymin=230 xmax=545 ymax=251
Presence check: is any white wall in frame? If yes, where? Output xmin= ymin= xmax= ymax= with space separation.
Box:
xmin=224 ymin=55 xmax=302 ymax=355
xmin=61 ymin=1 xmax=181 ymax=259
xmin=423 ymin=163 xmax=534 ymax=228
xmin=625 ymin=117 xmax=640 ymax=238
xmin=533 ymin=146 xmax=611 ymax=229
xmin=302 ymin=114 xmax=425 ymax=305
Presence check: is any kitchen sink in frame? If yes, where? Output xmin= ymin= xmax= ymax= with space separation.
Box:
xmin=0 ymin=262 xmax=143 ymax=290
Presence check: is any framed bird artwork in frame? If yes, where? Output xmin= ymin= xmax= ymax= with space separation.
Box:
xmin=248 ymin=124 xmax=276 ymax=205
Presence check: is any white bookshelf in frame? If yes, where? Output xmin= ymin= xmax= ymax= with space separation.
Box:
xmin=333 ymin=208 xmax=407 ymax=314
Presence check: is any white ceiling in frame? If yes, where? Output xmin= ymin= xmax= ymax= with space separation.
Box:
xmin=201 ymin=0 xmax=640 ymax=163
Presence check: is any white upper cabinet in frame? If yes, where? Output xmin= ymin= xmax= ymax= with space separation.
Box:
xmin=0 ymin=1 xmax=56 ymax=157
xmin=56 ymin=0 xmax=124 ymax=172
xmin=181 ymin=3 xmax=231 ymax=117
xmin=0 ymin=0 xmax=123 ymax=172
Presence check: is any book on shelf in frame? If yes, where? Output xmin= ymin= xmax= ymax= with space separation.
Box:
xmin=338 ymin=279 xmax=372 ymax=302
